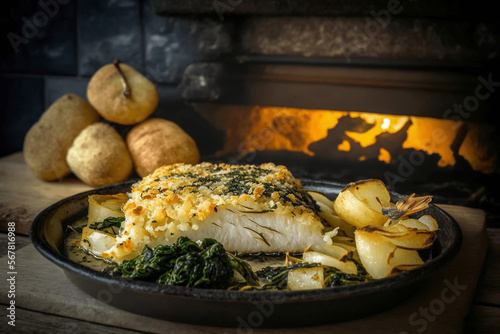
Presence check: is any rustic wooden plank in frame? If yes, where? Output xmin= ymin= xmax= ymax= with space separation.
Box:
xmin=0 ymin=204 xmax=488 ymax=333
xmin=0 ymin=243 xmax=227 ymax=334
xmin=473 ymin=228 xmax=500 ymax=306
xmin=0 ymin=233 xmax=31 ymax=257
xmin=0 ymin=306 xmax=147 ymax=334
xmin=0 ymin=152 xmax=92 ymax=235
xmin=465 ymin=304 xmax=500 ymax=334
xmin=1 ymin=151 xmax=496 ymax=333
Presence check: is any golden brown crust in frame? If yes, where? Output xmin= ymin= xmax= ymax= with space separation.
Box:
xmin=126 ymin=162 xmax=319 ymax=224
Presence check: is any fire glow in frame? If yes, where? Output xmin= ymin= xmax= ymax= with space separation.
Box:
xmin=199 ymin=105 xmax=496 ymax=174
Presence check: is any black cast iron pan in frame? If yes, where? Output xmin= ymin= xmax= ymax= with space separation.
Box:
xmin=30 ymin=179 xmax=462 ymax=328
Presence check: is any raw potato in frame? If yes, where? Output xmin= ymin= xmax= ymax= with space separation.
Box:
xmin=66 ymin=123 xmax=133 ymax=187
xmin=23 ymin=93 xmax=100 ymax=181
xmin=87 ymin=60 xmax=159 ymax=125
xmin=126 ymin=118 xmax=200 ymax=177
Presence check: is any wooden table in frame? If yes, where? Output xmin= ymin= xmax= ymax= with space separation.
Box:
xmin=1 ymin=152 xmax=499 ymax=333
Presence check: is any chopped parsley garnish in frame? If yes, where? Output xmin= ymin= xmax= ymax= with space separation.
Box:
xmin=144 ymin=164 xmax=320 ymax=212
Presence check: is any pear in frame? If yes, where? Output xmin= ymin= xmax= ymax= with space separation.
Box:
xmin=87 ymin=59 xmax=159 ymax=125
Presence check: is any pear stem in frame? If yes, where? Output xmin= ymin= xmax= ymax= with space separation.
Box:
xmin=113 ymin=59 xmax=131 ymax=98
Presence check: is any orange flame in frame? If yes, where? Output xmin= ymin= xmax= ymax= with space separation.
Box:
xmin=196 ymin=105 xmax=497 ymax=174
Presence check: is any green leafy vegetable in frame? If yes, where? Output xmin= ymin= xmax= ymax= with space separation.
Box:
xmin=113 ymin=236 xmax=371 ymax=290
xmin=256 ymin=262 xmax=321 ymax=290
xmin=324 ymin=256 xmax=372 ymax=286
xmin=114 ymin=236 xmax=258 ymax=289
xmin=157 ymin=238 xmax=233 ymax=289
xmin=228 ymin=253 xmax=260 ymax=287
xmin=256 ymin=258 xmax=372 ymax=290
xmin=89 ymin=217 xmax=125 ymax=231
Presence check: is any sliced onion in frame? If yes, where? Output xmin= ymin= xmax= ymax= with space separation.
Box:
xmin=397 ymin=218 xmax=430 ymax=230
xmin=309 ymin=190 xmax=357 ymax=238
xmin=391 ymin=264 xmax=421 ymax=274
xmin=355 ymin=227 xmax=427 ymax=279
xmin=332 ymin=241 xmax=356 ymax=253
xmin=88 ymin=194 xmax=128 ymax=227
xmin=354 ymin=229 xmax=396 ymax=278
xmin=287 ymin=267 xmax=325 ymax=290
xmin=333 ymin=179 xmax=391 ymax=228
xmin=385 ymin=214 xmax=439 ymax=232
xmin=307 ymin=191 xmax=335 ymax=209
xmin=331 ymin=236 xmax=356 ymax=252
xmin=318 ymin=243 xmax=352 ymax=260
xmin=369 ymin=217 xmax=438 ymax=250
xmin=319 ymin=211 xmax=356 ymax=238
xmin=315 ymin=200 xmax=336 ymax=216
xmin=362 ymin=224 xmax=410 ymax=237
xmin=81 ymin=227 xmax=116 ymax=255
xmin=332 ymin=235 xmax=356 ymax=244
xmin=303 ymin=251 xmax=358 ymax=275
xmin=383 ymin=218 xmax=400 ymax=227
xmin=418 ymin=215 xmax=439 ymax=231
xmin=379 ymin=229 xmax=436 ymax=250
xmin=388 ymin=247 xmax=424 ymax=267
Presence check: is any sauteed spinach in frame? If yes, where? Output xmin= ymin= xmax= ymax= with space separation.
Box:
xmin=114 ymin=236 xmax=258 ymax=289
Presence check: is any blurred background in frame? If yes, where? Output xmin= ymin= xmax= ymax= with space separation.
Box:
xmin=1 ymin=0 xmax=499 ymax=224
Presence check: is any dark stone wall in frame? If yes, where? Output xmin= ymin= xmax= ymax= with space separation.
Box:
xmin=0 ymin=0 xmax=220 ymax=157
xmin=2 ymin=0 xmax=499 ymax=158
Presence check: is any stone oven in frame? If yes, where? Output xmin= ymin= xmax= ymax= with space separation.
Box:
xmin=151 ymin=0 xmax=500 ymax=217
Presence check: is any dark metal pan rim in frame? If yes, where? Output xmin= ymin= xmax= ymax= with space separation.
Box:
xmin=30 ymin=178 xmax=462 ymax=308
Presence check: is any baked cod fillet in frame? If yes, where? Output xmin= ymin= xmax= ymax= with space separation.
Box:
xmin=90 ymin=162 xmax=334 ymax=263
